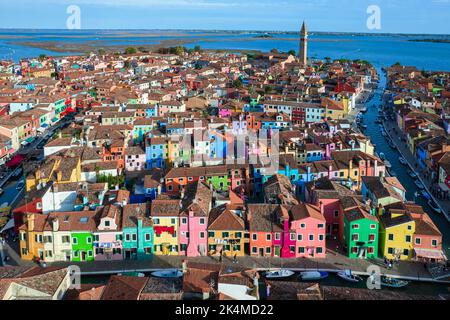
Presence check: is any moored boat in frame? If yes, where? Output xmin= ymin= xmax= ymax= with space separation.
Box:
xmin=427 ymin=200 xmax=442 ymax=214
xmin=298 ymin=271 xmax=329 ymax=281
xmin=265 ymin=269 xmax=295 ymax=279
xmin=398 ymin=157 xmax=407 ymax=165
xmin=380 ymin=276 xmax=409 ymax=288
xmin=151 ymin=269 xmax=183 ymax=278
xmin=414 ymin=180 xmax=425 ymax=190
xmin=337 ymin=270 xmax=363 ymax=283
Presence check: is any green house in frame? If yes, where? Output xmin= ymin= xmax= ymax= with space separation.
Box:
xmin=70 ymin=212 xmax=97 ymax=262
xmin=206 ymin=174 xmax=228 ymax=192
xmin=342 ymin=207 xmax=379 ymax=259
xmin=71 ymin=232 xmax=94 ymax=262
xmin=121 ymin=203 xmax=154 ymax=260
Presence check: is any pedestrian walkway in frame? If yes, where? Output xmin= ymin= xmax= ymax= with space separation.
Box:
xmin=383 ymin=119 xmax=450 ymax=222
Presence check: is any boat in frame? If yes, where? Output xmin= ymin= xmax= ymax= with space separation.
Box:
xmin=0 ymin=188 xmax=3 ymax=196
xmin=421 ymin=190 xmax=432 ymax=201
xmin=380 ymin=276 xmax=409 ymax=288
xmin=398 ymin=157 xmax=407 ymax=165
xmin=379 ymin=152 xmax=386 ymax=161
xmin=374 ymin=119 xmax=382 ymax=124
xmin=360 ymin=108 xmax=367 ymax=113
xmin=151 ymin=269 xmax=183 ymax=278
xmin=359 ymin=124 xmax=368 ymax=129
xmin=265 ymin=269 xmax=295 ymax=279
xmin=381 ymin=131 xmax=387 ymax=137
xmin=427 ymin=200 xmax=442 ymax=214
xmin=414 ymin=180 xmax=425 ymax=190
xmin=384 ymin=160 xmax=392 ymax=169
xmin=337 ymin=270 xmax=363 ymax=283
xmin=119 ymin=272 xmax=145 ymax=277
xmin=298 ymin=271 xmax=329 ymax=281
xmin=407 ymin=170 xmax=417 ymax=178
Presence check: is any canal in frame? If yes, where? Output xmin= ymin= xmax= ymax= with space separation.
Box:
xmin=360 ymin=66 xmax=450 ymax=259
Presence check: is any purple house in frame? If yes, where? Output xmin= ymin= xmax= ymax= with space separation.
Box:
xmin=179 ymin=182 xmax=213 ymax=257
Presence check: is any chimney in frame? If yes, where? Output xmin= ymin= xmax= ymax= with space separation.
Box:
xmin=182 ymin=260 xmax=188 ymax=274
xmin=52 ymin=218 xmax=59 ymax=232
xmin=28 ymin=214 xmax=35 ymax=231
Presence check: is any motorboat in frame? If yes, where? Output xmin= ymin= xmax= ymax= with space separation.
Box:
xmin=398 ymin=157 xmax=407 ymax=165
xmin=381 ymin=131 xmax=388 ymax=137
xmin=119 ymin=272 xmax=145 ymax=277
xmin=414 ymin=180 xmax=425 ymax=190
xmin=427 ymin=200 xmax=442 ymax=214
xmin=264 ymin=269 xmax=295 ymax=279
xmin=337 ymin=270 xmax=363 ymax=283
xmin=380 ymin=276 xmax=409 ymax=288
xmin=407 ymin=170 xmax=417 ymax=178
xmin=151 ymin=269 xmax=183 ymax=278
xmin=298 ymin=271 xmax=329 ymax=281
xmin=421 ymin=190 xmax=432 ymax=201
xmin=379 ymin=152 xmax=386 ymax=161
xmin=384 ymin=160 xmax=392 ymax=169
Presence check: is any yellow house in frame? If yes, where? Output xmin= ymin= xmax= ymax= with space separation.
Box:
xmin=379 ymin=209 xmax=415 ymax=261
xmin=207 ymin=205 xmax=247 ymax=257
xmin=26 ymin=154 xmax=81 ymax=191
xmin=19 ymin=213 xmax=47 ymax=261
xmin=150 ymin=198 xmax=180 ymax=255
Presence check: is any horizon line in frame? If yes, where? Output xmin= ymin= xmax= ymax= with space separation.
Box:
xmin=0 ymin=28 xmax=449 ymax=37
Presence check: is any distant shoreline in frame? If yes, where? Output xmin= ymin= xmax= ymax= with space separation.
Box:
xmin=408 ymin=39 xmax=450 ymax=44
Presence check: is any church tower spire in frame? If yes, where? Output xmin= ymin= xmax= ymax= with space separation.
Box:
xmin=299 ymin=21 xmax=308 ymax=65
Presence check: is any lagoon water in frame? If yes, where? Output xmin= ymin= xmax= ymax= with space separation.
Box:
xmin=0 ymin=30 xmax=450 ymax=71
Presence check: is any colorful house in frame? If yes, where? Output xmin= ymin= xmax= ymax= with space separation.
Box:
xmin=247 ymin=204 xmax=281 ymax=257
xmin=151 ymin=197 xmax=180 ymax=255
xmin=122 ymin=203 xmax=154 ymax=260
xmin=340 ymin=205 xmax=379 ymax=259
xmin=207 ymin=204 xmax=246 ymax=257
xmin=93 ymin=205 xmax=123 ymax=261
xmin=378 ymin=208 xmax=415 ymax=261
xmin=179 ymin=182 xmax=213 ymax=257
xmin=71 ymin=211 xmax=97 ymax=262
xmin=290 ymin=203 xmax=326 ymax=258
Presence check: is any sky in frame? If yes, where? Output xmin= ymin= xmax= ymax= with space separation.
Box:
xmin=0 ymin=0 xmax=449 ymax=34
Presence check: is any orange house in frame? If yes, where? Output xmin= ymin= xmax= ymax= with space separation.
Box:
xmin=247 ymin=204 xmax=282 ymax=257
xmin=102 ymin=139 xmax=125 ymax=170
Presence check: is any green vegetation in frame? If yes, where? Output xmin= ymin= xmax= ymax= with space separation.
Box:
xmin=97 ymin=174 xmax=126 ymax=189
xmin=124 ymin=47 xmax=137 ymax=55
xmin=232 ymin=79 xmax=243 ymax=89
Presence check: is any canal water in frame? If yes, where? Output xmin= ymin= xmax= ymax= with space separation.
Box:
xmin=360 ymin=67 xmax=450 ymax=259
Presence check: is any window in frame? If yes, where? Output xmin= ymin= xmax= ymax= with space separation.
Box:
xmin=88 ymin=250 xmax=93 ymax=257
xmin=171 ymin=218 xmax=176 ymax=225
xmin=388 ymin=234 xmax=394 ymax=241
xmin=105 ymin=220 xmax=110 ymax=227
xmin=368 ymin=247 xmax=374 ymax=254
xmin=181 ymin=218 xmax=187 ymax=224
xmin=20 ymin=233 xmax=26 ymax=241
xmin=370 ymin=224 xmax=376 ymax=230
xmin=319 ymin=235 xmax=324 ymax=241
xmin=352 ymin=224 xmax=359 ymax=230
xmin=199 ymin=218 xmax=205 ymax=225
xmin=222 ymin=232 xmax=229 ymax=238
xmin=86 ymin=237 xmax=92 ymax=244
xmin=72 ymin=237 xmax=78 ymax=245
xmin=200 ymin=232 xmax=205 ymax=239
xmin=145 ymin=234 xmax=150 ymax=241
xmin=44 ymin=236 xmax=52 ymax=243
xmin=407 ymin=225 xmax=412 ymax=230
xmin=252 ymin=234 xmax=257 ymax=241
xmin=369 ymin=234 xmax=376 ymax=242
xmin=275 ymin=233 xmax=280 ymax=240
xmin=388 ymin=247 xmax=394 ymax=254
xmin=125 ymin=234 xmax=131 ymax=241
xmin=300 ymin=223 xmax=306 ymax=229
xmin=431 ymin=239 xmax=438 ymax=247
xmin=252 ymin=247 xmax=257 ymax=254
xmin=316 ymin=247 xmax=323 ymax=254
xmin=352 ymin=234 xmax=359 ymax=241
xmin=298 ymin=247 xmax=305 ymax=254
xmin=290 ymin=233 xmax=295 ymax=241
xmin=415 ymin=237 xmax=421 ymax=245
xmin=403 ymin=249 xmax=409 ymax=257
xmin=352 ymin=247 xmax=358 ymax=254
xmin=334 ymin=210 xmax=339 ymax=217
xmin=405 ymin=235 xmax=411 ymax=243
xmin=235 ymin=232 xmax=242 ymax=238
xmin=309 ymin=234 xmax=314 ymax=241
xmin=289 ymin=246 xmax=295 ymax=253
xmin=318 ymin=224 xmax=324 ymax=229
xmin=208 ymin=231 xmax=215 ymax=238
xmin=266 ymin=234 xmax=271 ymax=241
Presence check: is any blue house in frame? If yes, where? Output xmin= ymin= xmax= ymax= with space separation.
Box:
xmin=305 ymin=143 xmax=323 ymax=163
xmin=145 ymin=136 xmax=167 ymax=169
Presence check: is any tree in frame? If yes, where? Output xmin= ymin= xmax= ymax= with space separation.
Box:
xmin=270 ymin=48 xmax=279 ymax=54
xmin=324 ymin=57 xmax=331 ymax=64
xmin=38 ymin=54 xmax=47 ymax=61
xmin=194 ymin=45 xmax=202 ymax=53
xmin=288 ymin=50 xmax=296 ymax=56
xmin=264 ymin=85 xmax=273 ymax=94
xmin=124 ymin=47 xmax=137 ymax=55
xmin=232 ymin=79 xmax=243 ymax=89
xmin=175 ymin=46 xmax=185 ymax=56
xmin=98 ymin=48 xmax=106 ymax=56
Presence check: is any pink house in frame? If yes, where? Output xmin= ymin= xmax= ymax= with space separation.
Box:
xmin=125 ymin=145 xmax=146 ymax=172
xmin=93 ymin=205 xmax=123 ymax=261
xmin=290 ymin=203 xmax=326 ymax=258
xmin=275 ymin=206 xmax=296 ymax=258
xmin=218 ymin=106 xmax=232 ymax=118
xmin=179 ymin=182 xmax=212 ymax=257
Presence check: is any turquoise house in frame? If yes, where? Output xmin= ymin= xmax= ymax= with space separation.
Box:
xmin=121 ymin=203 xmax=153 ymax=260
